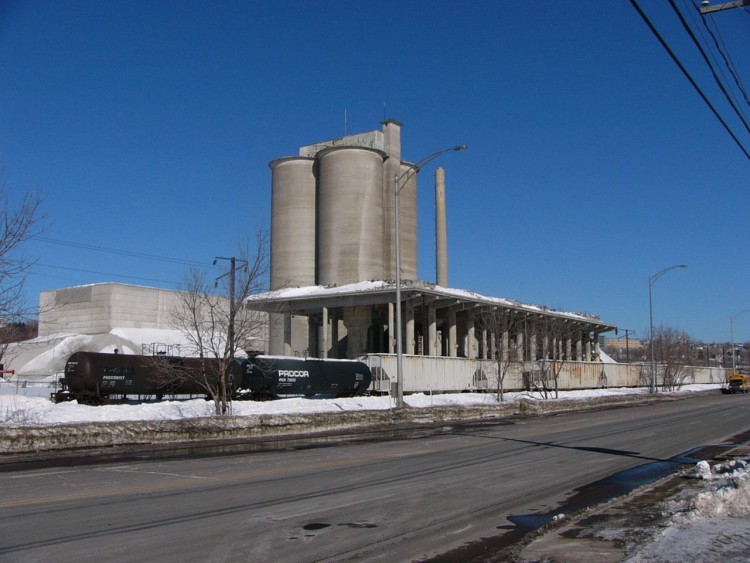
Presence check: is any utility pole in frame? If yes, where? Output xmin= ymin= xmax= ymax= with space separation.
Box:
xmin=214 ymin=256 xmax=247 ymax=357
xmin=213 ymin=255 xmax=248 ymax=413
xmin=619 ymin=329 xmax=636 ymax=363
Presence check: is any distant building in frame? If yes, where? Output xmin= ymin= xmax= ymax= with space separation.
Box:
xmin=39 ymin=283 xmax=180 ymax=337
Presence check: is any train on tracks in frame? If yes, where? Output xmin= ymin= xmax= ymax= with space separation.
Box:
xmin=55 ymin=351 xmax=372 ymax=404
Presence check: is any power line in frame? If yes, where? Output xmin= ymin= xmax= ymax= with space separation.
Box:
xmin=668 ymin=0 xmax=750 ymax=136
xmin=33 ymin=263 xmax=180 ymax=286
xmin=629 ymin=0 xmax=750 ymax=160
xmin=695 ymin=1 xmax=750 ymax=109
xmin=31 ymin=236 xmax=214 ymax=269
xmin=681 ymin=0 xmax=750 ymax=118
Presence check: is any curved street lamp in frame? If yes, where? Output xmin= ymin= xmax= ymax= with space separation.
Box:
xmin=649 ymin=264 xmax=687 ymax=393
xmin=395 ymin=145 xmax=467 ymax=407
xmin=730 ymin=309 xmax=750 ymax=373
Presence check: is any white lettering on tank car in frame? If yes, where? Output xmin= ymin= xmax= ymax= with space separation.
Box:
xmin=278 ymin=370 xmax=309 ymax=378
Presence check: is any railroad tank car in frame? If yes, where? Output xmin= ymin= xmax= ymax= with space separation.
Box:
xmin=55 ymin=352 xmax=372 ymax=403
xmin=242 ymin=355 xmax=372 ymax=398
xmin=58 ymin=352 xmax=242 ymax=404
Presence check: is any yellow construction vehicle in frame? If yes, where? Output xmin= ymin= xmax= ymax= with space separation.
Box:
xmin=725 ymin=372 xmax=750 ymax=394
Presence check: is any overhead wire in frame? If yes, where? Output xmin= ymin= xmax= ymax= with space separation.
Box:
xmin=33 ymin=263 xmax=180 ymax=286
xmin=628 ymin=0 xmax=750 ymax=160
xmin=31 ymin=236 xmax=215 ymax=269
xmin=28 ymin=236 xmax=220 ymax=289
xmin=680 ymin=0 xmax=749 ymax=119
xmin=667 ymin=0 xmax=750 ymax=136
xmin=693 ymin=1 xmax=750 ymax=109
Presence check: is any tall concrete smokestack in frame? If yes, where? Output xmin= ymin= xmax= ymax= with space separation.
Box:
xmin=435 ymin=167 xmax=448 ymax=287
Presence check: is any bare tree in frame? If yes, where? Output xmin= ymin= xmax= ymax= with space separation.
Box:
xmin=533 ymin=316 xmax=574 ymax=399
xmin=478 ymin=309 xmax=524 ymax=402
xmin=652 ymin=325 xmax=693 ymax=391
xmin=168 ymin=230 xmax=269 ymax=415
xmin=0 ymin=168 xmax=45 ymax=370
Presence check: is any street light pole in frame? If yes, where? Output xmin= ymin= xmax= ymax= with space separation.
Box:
xmin=730 ymin=309 xmax=750 ymax=373
xmin=394 ymin=145 xmax=467 ymax=407
xmin=649 ymin=264 xmax=687 ymax=393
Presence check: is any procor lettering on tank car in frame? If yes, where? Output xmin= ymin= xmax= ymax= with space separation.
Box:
xmin=54 ymin=352 xmax=372 ymax=404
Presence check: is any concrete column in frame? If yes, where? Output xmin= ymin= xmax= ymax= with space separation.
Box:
xmin=427 ymin=303 xmax=437 ymax=356
xmin=490 ymin=331 xmax=497 ymax=361
xmin=283 ymin=313 xmax=292 ymax=356
xmin=585 ymin=333 xmax=592 ymax=362
xmin=529 ymin=328 xmax=537 ymax=362
xmin=343 ymin=307 xmax=370 ymax=359
xmin=516 ymin=331 xmax=524 ymax=362
xmin=566 ymin=336 xmax=572 ymax=360
xmin=406 ymin=301 xmax=415 ymax=355
xmin=576 ymin=332 xmax=583 ymax=361
xmin=467 ymin=312 xmax=476 ymax=360
xmin=448 ymin=307 xmax=457 ymax=358
xmin=268 ymin=312 xmax=284 ymax=355
xmin=320 ymin=307 xmax=329 ymax=359
xmin=594 ymin=333 xmax=600 ymax=359
xmin=502 ymin=330 xmax=510 ymax=362
xmin=481 ymin=328 xmax=488 ymax=360
xmin=388 ymin=302 xmax=394 ymax=354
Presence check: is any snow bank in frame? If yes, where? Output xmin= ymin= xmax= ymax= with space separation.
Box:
xmin=626 ymin=457 xmax=750 ymax=562
xmin=682 ymin=459 xmax=750 ymax=519
xmin=0 ymin=383 xmax=723 ymax=427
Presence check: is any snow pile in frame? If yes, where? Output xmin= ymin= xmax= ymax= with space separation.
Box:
xmin=627 ymin=458 xmax=750 ymax=562
xmin=681 ymin=459 xmax=750 ymax=520
xmin=5 ymin=328 xmax=199 ymax=378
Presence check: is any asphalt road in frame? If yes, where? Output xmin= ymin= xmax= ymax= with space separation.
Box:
xmin=2 ymin=393 xmax=750 ymax=562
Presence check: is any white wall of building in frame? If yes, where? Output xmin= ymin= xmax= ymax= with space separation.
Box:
xmin=39 ymin=283 xmax=182 ymax=337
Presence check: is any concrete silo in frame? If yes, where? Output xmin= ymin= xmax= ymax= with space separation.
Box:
xmin=269 ymin=156 xmax=317 ymax=289
xmin=268 ymin=156 xmax=316 ymax=355
xmin=397 ymin=162 xmax=418 ymax=281
xmin=316 ymin=146 xmax=387 ymax=285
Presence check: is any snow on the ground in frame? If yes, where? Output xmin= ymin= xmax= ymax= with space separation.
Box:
xmin=626 ymin=457 xmax=750 ymax=562
xmin=0 ymin=381 xmax=722 ymax=426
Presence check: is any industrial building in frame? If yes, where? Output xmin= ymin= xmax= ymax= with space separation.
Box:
xmin=250 ymin=119 xmax=620 ymax=389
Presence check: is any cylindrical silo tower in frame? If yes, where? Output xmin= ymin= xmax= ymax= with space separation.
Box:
xmin=397 ymin=162 xmax=418 ymax=280
xmin=316 ymin=146 xmax=386 ymax=286
xmin=268 ymin=156 xmax=316 ymax=355
xmin=269 ymin=156 xmax=316 ymax=289
xmin=382 ymin=119 xmax=402 ymax=280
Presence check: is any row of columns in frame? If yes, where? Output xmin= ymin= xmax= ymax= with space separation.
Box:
xmin=393 ymin=301 xmax=601 ymax=362
xmin=278 ymin=300 xmax=602 ymax=362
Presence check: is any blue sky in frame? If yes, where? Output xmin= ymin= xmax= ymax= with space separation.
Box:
xmin=1 ymin=1 xmax=748 ymax=343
